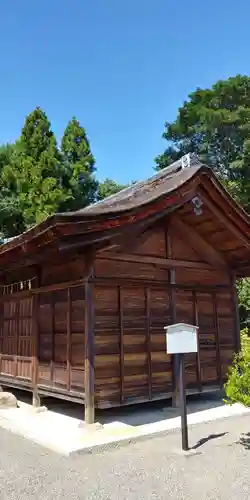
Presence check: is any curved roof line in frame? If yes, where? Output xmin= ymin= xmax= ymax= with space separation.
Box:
xmin=0 ymin=153 xmax=249 ymax=257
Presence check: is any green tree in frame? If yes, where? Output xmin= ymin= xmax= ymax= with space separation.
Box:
xmin=155 ymin=75 xmax=250 ymax=328
xmin=61 ymin=117 xmax=97 ymax=211
xmin=237 ymin=279 xmax=250 ymax=329
xmin=225 ymin=329 xmax=250 ymax=407
xmin=155 ymin=75 xmax=250 ymax=211
xmin=0 ymin=144 xmax=25 ymax=236
xmin=3 ymin=108 xmax=70 ymax=226
xmin=97 ymin=178 xmax=129 ymax=200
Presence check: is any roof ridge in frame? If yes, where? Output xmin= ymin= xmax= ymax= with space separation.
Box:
xmin=82 ymin=153 xmax=203 ymax=214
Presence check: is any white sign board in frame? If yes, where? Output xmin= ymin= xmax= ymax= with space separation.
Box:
xmin=164 ymin=323 xmax=198 ymax=354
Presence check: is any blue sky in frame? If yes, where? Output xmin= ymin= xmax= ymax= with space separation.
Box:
xmin=1 ymin=1 xmax=250 ymax=183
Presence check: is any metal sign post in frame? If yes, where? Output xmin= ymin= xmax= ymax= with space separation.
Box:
xmin=165 ymin=323 xmax=199 ymax=452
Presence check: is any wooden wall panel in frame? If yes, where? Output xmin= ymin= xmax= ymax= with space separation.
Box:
xmin=122 ymin=287 xmax=148 ymax=402
xmin=37 ymin=285 xmax=85 ymax=394
xmin=129 ymin=227 xmax=166 ymax=257
xmin=196 ymin=292 xmax=218 ymax=385
xmin=0 ymin=211 xmax=238 ymax=408
xmin=216 ymin=291 xmax=236 ymax=380
xmin=0 ymin=297 xmax=33 ymax=381
xmin=41 ymin=257 xmax=86 ymax=286
xmin=176 ymin=290 xmax=200 ymax=389
xmin=176 ymin=269 xmax=230 ymax=287
xmin=70 ymin=286 xmax=85 ymax=369
xmin=94 ymin=285 xmax=120 ymax=406
xmin=94 ymin=283 xmax=173 ymax=408
xmin=94 ymin=258 xmax=168 ymax=282
xmin=170 ymin=230 xmax=200 ymax=262
xmin=150 ymin=288 xmax=172 ymax=396
xmin=175 ymin=268 xmax=230 ymax=286
xmin=168 ymin=220 xmax=230 ymax=286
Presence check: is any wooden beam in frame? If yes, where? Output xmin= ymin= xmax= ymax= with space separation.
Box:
xmin=171 ymin=215 xmax=228 ymax=269
xmin=84 ymin=268 xmax=95 ymax=424
xmin=199 ymin=190 xmax=250 ymax=250
xmin=98 ymin=252 xmax=214 ymax=270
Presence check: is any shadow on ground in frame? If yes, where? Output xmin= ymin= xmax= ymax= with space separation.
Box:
xmin=238 ymin=433 xmax=250 ymax=450
xmin=3 ymin=387 xmax=225 ymax=428
xmin=192 ymin=432 xmax=228 ymax=450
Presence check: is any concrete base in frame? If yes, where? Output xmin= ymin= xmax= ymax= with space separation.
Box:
xmin=171 ymin=447 xmax=203 ymax=457
xmin=32 ymin=392 xmax=41 ymax=408
xmin=0 ymin=392 xmax=18 ymax=409
xmin=78 ymin=421 xmax=103 ymax=432
xmin=0 ymin=396 xmax=249 ymax=456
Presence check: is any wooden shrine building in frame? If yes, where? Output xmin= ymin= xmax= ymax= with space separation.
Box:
xmin=0 ymin=153 xmax=249 ymax=423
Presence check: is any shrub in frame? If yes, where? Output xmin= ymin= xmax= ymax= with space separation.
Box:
xmin=224 ymin=329 xmax=250 ymax=406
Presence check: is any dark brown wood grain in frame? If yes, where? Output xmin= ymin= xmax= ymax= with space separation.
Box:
xmin=99 ymin=252 xmax=213 ymax=270
xmin=67 ymin=288 xmax=72 ymax=391
xmin=165 ymin=223 xmax=178 ymax=405
xmin=193 ymin=291 xmax=202 ymax=391
xmin=0 ymin=203 xmax=242 ymax=412
xmin=84 ymin=270 xmax=95 ymax=424
xmin=171 ymin=215 xmax=228 ymax=269
xmin=32 ymin=293 xmax=40 ymax=406
xmin=145 ymin=288 xmax=152 ymax=400
xmin=118 ymin=285 xmax=125 ymax=404
xmin=231 ymin=275 xmax=241 ymax=353
xmin=213 ymin=292 xmax=222 ymax=386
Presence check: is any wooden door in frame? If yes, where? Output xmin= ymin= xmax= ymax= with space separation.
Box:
xmin=196 ymin=292 xmax=220 ymax=387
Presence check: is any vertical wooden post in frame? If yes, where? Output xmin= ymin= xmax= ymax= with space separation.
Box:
xmin=145 ymin=287 xmax=152 ymax=400
xmin=67 ymin=288 xmax=72 ymax=392
xmin=165 ymin=223 xmax=178 ymax=407
xmin=213 ymin=292 xmax=222 ymax=387
xmin=231 ymin=275 xmax=241 ymax=353
xmin=14 ymin=298 xmax=19 ymax=378
xmin=50 ymin=292 xmax=55 ymax=386
xmin=0 ymin=286 xmax=4 ymax=387
xmin=118 ymin=285 xmax=125 ymax=405
xmin=32 ymin=270 xmax=40 ymax=407
xmin=193 ymin=291 xmax=202 ymax=392
xmin=84 ymin=269 xmax=95 ymax=424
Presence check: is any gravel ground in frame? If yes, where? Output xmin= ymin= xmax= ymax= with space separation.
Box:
xmin=1 ymin=413 xmax=250 ymax=499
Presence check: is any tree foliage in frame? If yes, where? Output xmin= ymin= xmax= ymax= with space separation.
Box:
xmin=61 ymin=117 xmax=98 ymax=211
xmin=0 ymin=107 xmax=131 ymax=237
xmin=97 ymin=178 xmax=128 ymax=200
xmin=0 ymin=144 xmax=25 ymax=236
xmin=3 ymin=108 xmax=70 ymax=226
xmin=156 ymin=75 xmax=250 ymax=328
xmin=225 ymin=329 xmax=250 ymax=406
xmin=155 ymin=74 xmax=250 ymax=211
xmin=237 ymin=279 xmax=250 ymax=329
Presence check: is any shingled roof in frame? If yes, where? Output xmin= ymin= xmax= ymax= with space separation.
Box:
xmin=0 ymin=153 xmax=249 ymax=277
xmin=78 ymin=153 xmax=203 ymax=214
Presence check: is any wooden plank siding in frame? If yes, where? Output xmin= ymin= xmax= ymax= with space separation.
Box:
xmin=0 ymin=218 xmax=240 ymax=409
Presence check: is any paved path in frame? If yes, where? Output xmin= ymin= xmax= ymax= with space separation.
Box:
xmin=1 ymin=413 xmax=250 ymax=499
